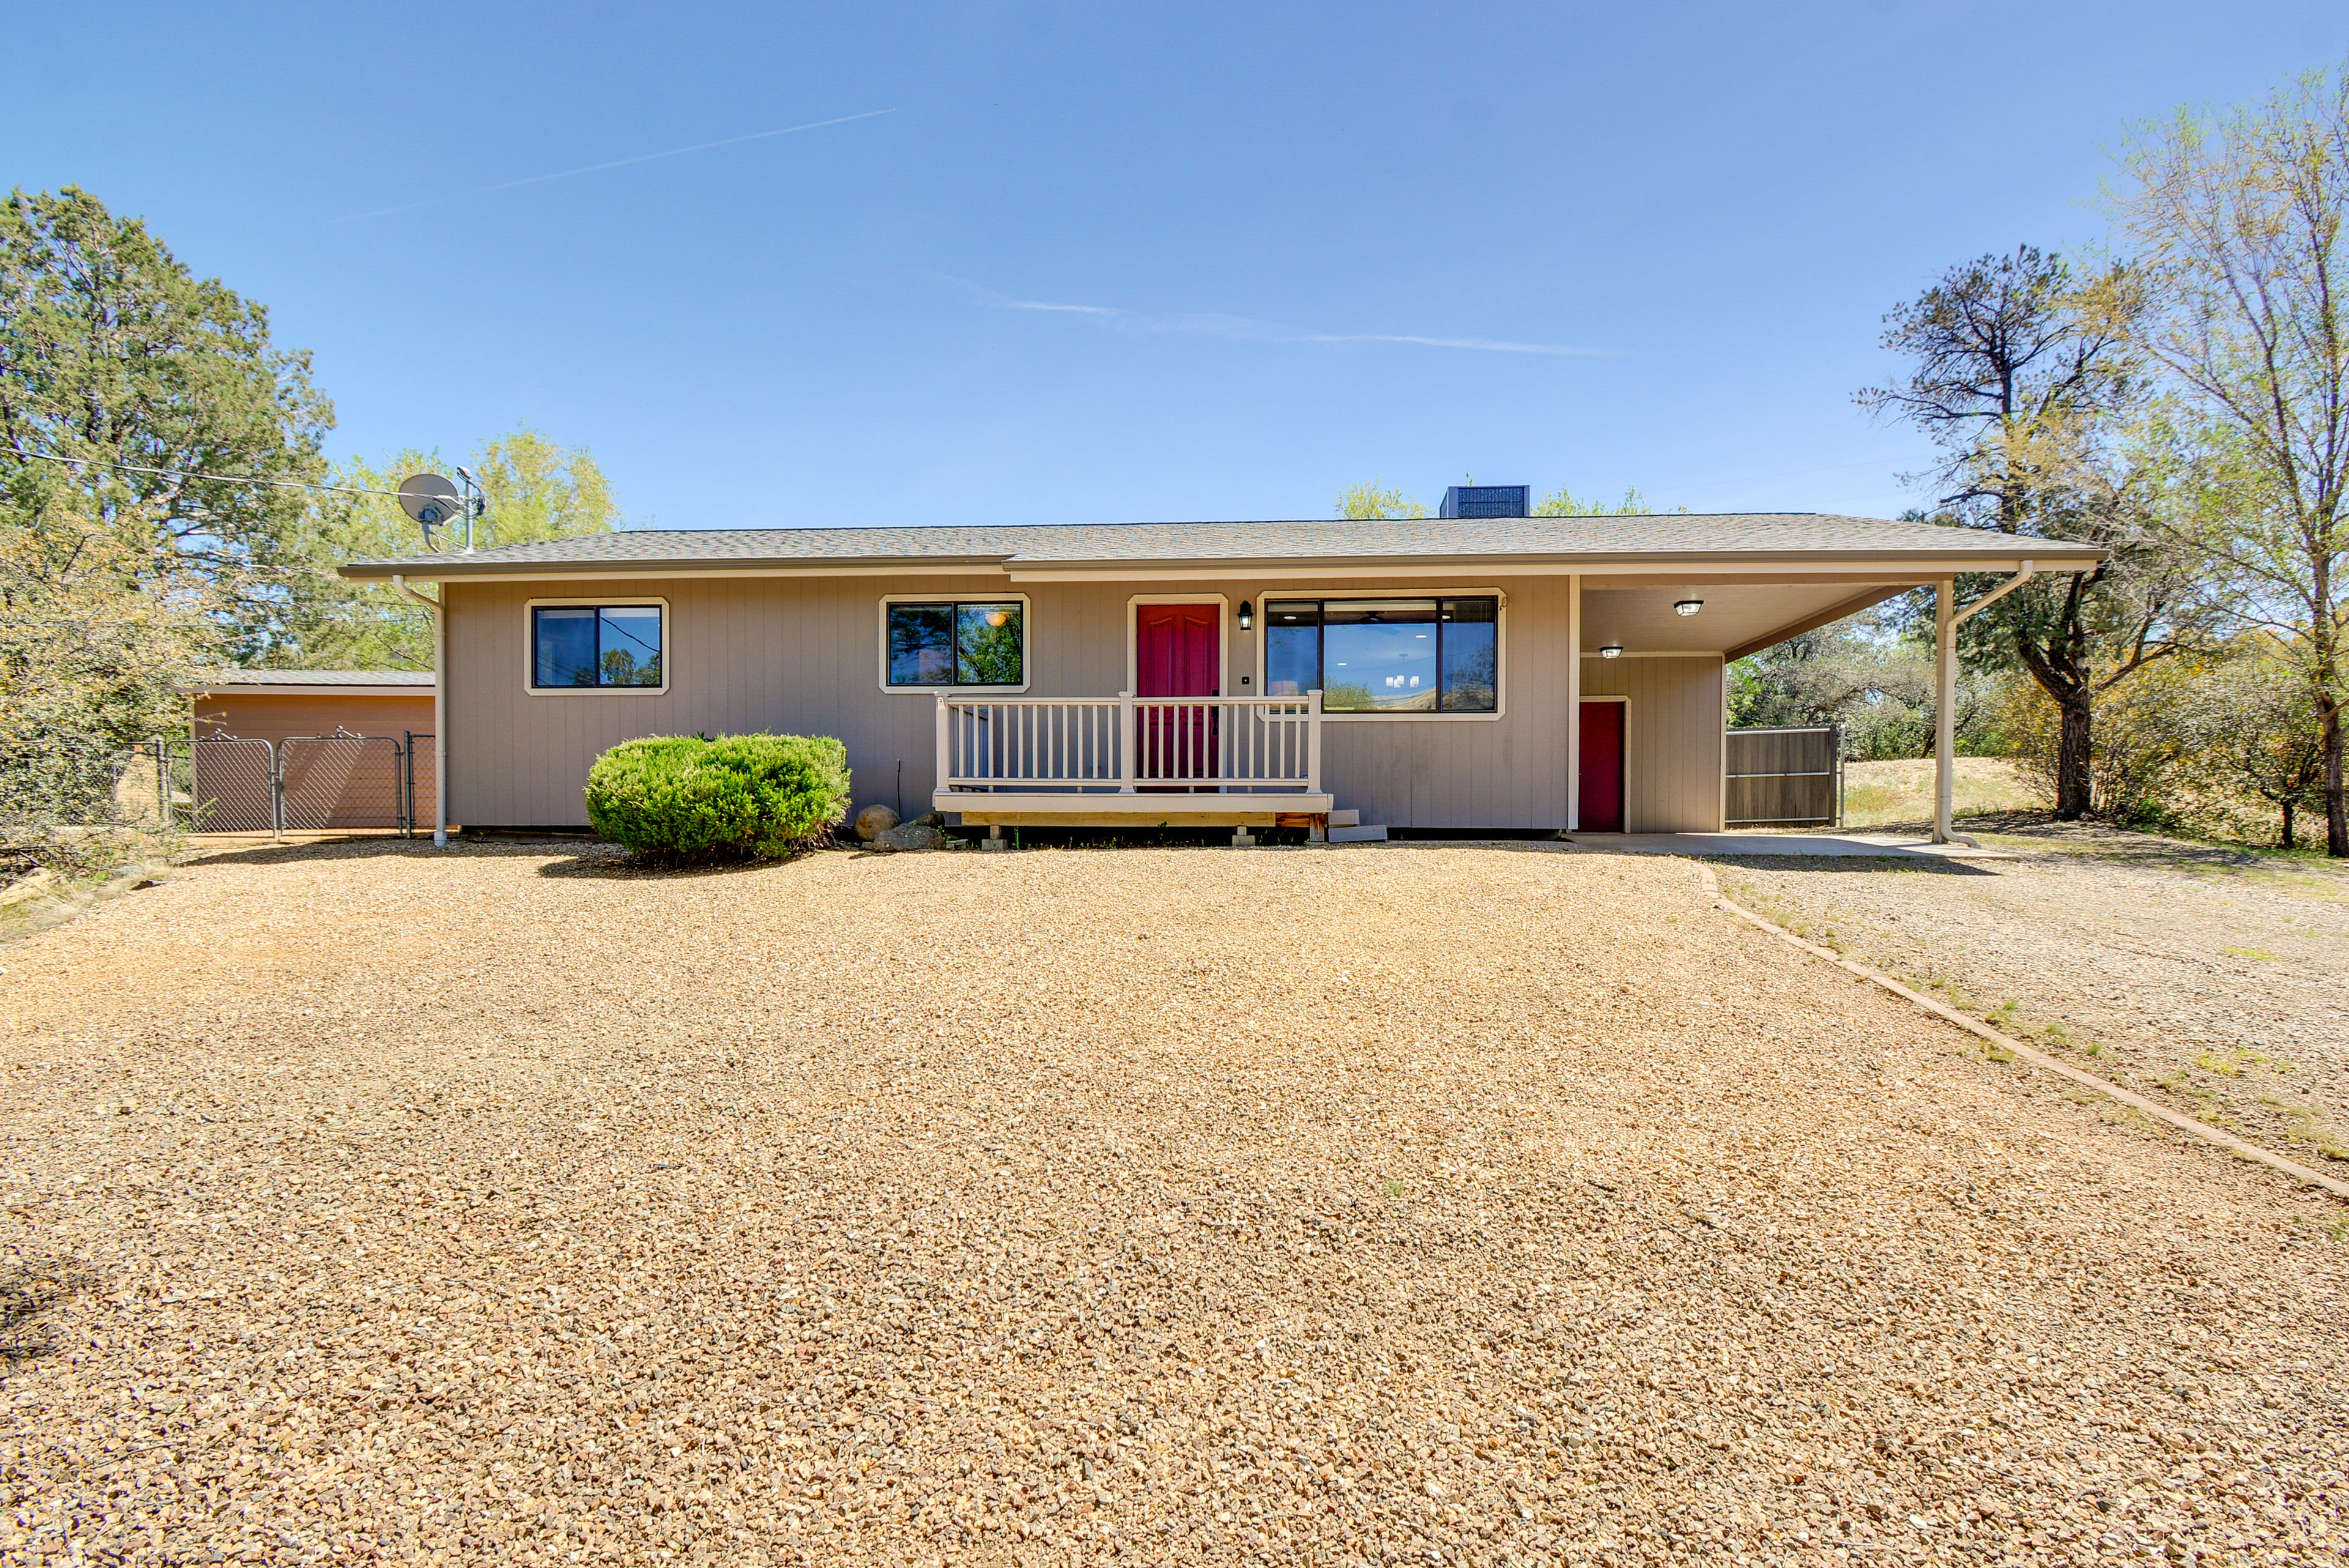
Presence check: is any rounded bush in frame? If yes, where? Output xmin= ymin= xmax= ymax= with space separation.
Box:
xmin=584 ymin=732 xmax=850 ymax=863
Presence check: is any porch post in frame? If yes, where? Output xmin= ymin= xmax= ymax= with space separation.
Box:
xmin=1118 ymin=691 xmax=1137 ymax=793
xmin=1565 ymin=574 xmax=1582 ymax=833
xmin=1934 ymin=577 xmax=1954 ymax=844
xmin=934 ymin=691 xmax=950 ymax=797
xmin=1307 ymin=688 xmax=1324 ymax=794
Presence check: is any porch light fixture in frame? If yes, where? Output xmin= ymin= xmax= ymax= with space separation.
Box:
xmin=1674 ymin=599 xmax=1704 ymax=617
xmin=1600 ymin=642 xmax=1623 ymax=659
xmin=1238 ymin=600 xmax=1253 ymax=631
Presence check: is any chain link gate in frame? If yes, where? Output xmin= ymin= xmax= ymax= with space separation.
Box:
xmin=185 ymin=732 xmax=434 ymax=836
xmin=188 ymin=737 xmax=279 ymax=833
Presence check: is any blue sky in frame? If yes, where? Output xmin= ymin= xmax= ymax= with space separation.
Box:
xmin=11 ymin=3 xmax=2347 ymax=529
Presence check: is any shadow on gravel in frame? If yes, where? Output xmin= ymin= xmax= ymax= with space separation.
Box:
xmin=1700 ymin=854 xmax=1997 ymax=877
xmin=184 ymin=836 xmax=579 ymax=869
xmin=1861 ymin=811 xmax=2349 ymax=879
xmin=532 ymin=846 xmax=833 ymax=881
xmin=0 ymin=1257 xmax=83 ymax=1372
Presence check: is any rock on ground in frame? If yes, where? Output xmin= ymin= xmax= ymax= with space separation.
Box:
xmin=1 ymin=838 xmax=2345 ymax=1566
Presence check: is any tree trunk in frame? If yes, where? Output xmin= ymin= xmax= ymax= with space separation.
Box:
xmin=2325 ymin=693 xmax=2347 ymax=858
xmin=2055 ymin=691 xmax=2094 ymax=820
xmin=2282 ymin=798 xmax=2297 ymax=850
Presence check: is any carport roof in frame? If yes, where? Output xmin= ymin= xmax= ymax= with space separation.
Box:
xmin=340 ymin=512 xmax=2106 ymax=581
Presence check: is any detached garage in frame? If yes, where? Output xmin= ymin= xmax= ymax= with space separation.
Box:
xmin=184 ymin=669 xmax=436 ymax=833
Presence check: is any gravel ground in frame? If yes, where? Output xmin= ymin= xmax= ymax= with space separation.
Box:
xmin=4 ymin=838 xmax=2347 ymax=1567
xmin=1724 ymin=815 xmax=2349 ymax=1169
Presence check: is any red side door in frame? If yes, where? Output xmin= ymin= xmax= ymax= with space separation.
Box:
xmin=1135 ymin=604 xmax=1220 ymax=784
xmin=1578 ymin=700 xmax=1625 ymax=832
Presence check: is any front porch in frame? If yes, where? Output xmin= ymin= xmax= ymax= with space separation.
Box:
xmin=930 ymin=691 xmax=1336 ymax=841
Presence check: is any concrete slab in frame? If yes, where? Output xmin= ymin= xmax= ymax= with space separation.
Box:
xmin=1565 ymin=831 xmax=2021 ymax=861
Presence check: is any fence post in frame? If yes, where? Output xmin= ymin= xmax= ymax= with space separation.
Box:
xmin=154 ymin=738 xmax=168 ymax=833
xmin=1118 ymin=691 xmax=1137 ymax=792
xmin=1307 ymin=689 xmax=1324 ymax=795
xmin=268 ymin=740 xmax=282 ymax=841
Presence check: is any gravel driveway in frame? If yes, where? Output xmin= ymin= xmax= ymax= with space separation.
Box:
xmin=4 ymin=839 xmax=2346 ymax=1565
xmin=1721 ymin=816 xmax=2349 ymax=1170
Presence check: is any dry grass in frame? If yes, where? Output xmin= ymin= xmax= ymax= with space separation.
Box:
xmin=1839 ymin=757 xmax=2041 ymax=828
xmin=2 ymin=838 xmax=2346 ymax=1566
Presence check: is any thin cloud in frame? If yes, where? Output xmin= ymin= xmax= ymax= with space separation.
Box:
xmin=1001 ymin=298 xmax=1121 ymax=317
xmin=330 ymin=109 xmax=898 ymax=223
xmin=968 ymin=283 xmax=1608 ymax=356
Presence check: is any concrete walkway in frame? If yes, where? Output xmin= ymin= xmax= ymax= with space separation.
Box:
xmin=1565 ymin=831 xmax=2021 ymax=860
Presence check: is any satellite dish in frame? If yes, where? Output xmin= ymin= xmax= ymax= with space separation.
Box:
xmin=397 ymin=474 xmax=462 ymax=529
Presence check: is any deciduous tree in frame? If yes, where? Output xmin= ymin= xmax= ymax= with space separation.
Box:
xmin=2104 ymin=67 xmax=2349 ymax=855
xmin=1858 ymin=246 xmax=2199 ymax=819
xmin=280 ymin=428 xmax=623 ymax=669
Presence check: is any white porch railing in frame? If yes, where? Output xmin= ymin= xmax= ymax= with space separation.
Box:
xmin=936 ymin=691 xmax=1323 ymax=793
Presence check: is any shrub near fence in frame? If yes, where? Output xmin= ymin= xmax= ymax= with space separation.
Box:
xmin=584 ymin=732 xmax=850 ymax=864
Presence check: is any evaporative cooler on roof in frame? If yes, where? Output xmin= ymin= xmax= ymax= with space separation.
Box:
xmin=1439 ymin=485 xmax=1530 ymax=519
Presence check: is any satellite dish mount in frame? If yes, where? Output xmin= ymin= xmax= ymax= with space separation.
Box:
xmin=396 ymin=467 xmax=485 ymax=553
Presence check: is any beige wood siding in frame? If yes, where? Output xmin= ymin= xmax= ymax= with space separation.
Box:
xmin=1579 ymin=656 xmax=1726 ymax=832
xmin=443 ymin=574 xmax=1726 ymax=831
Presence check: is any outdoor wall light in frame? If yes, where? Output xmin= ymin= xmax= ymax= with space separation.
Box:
xmin=1600 ymin=642 xmax=1624 ymax=659
xmin=1674 ymin=599 xmax=1705 ymax=617
xmin=1237 ymin=600 xmax=1253 ymax=631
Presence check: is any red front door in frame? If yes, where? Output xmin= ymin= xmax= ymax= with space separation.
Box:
xmin=1578 ymin=700 xmax=1625 ymax=832
xmin=1135 ymin=604 xmax=1220 ymax=784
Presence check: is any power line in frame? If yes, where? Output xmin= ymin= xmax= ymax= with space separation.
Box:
xmin=18 ymin=450 xmax=409 ymax=502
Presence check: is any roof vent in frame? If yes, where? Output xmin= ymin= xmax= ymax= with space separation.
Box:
xmin=1439 ymin=485 xmax=1529 ymax=519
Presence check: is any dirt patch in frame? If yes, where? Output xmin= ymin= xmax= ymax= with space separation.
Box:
xmin=2 ymin=838 xmax=2345 ymax=1564
xmin=1724 ymin=817 xmax=2349 ymax=1167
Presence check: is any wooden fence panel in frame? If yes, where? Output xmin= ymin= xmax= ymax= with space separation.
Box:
xmin=1725 ymin=726 xmax=1841 ymax=827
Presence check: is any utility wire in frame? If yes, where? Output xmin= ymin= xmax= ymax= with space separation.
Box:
xmin=19 ymin=450 xmax=417 ymax=502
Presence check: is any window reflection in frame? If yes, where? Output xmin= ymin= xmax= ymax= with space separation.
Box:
xmin=532 ymin=604 xmax=662 ymax=689
xmin=1257 ymin=596 xmax=1496 ymax=712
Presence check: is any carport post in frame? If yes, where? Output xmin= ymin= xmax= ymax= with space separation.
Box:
xmin=1933 ymin=578 xmax=1956 ymax=845
xmin=1935 ymin=562 xmax=2036 ymax=849
xmin=1565 ymin=574 xmax=1581 ymax=832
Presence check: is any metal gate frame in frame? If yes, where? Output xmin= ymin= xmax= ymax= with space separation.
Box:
xmin=182 ymin=731 xmax=434 ymax=838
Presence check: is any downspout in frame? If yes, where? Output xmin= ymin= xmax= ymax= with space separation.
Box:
xmin=1934 ymin=562 xmax=2035 ymax=848
xmin=393 ymin=574 xmax=449 ymax=847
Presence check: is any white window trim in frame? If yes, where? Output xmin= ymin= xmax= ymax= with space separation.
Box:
xmin=1247 ymin=586 xmax=1505 ymax=721
xmin=1124 ymin=593 xmax=1230 ymax=697
xmin=524 ymin=596 xmax=671 ymax=696
xmin=878 ymin=592 xmax=1033 ymax=695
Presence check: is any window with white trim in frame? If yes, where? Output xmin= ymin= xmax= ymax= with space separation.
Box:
xmin=531 ymin=604 xmax=664 ymax=688
xmin=1264 ymin=597 xmax=1496 ymax=712
xmin=886 ymin=600 xmax=1025 ymax=686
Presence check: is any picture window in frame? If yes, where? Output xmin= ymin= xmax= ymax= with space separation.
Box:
xmin=1264 ymin=596 xmax=1496 ymax=712
xmin=886 ymin=601 xmax=1025 ymax=686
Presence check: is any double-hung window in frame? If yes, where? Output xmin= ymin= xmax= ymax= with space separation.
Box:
xmin=531 ymin=603 xmax=664 ymax=689
xmin=1264 ymin=596 xmax=1497 ymax=712
xmin=885 ymin=600 xmax=1025 ymax=687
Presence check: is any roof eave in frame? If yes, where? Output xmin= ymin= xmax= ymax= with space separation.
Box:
xmin=343 ymin=543 xmax=2109 ymax=583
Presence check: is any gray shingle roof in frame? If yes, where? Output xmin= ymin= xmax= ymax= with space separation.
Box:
xmin=194 ymin=668 xmax=434 ymax=687
xmin=340 ymin=513 xmax=2105 ymax=578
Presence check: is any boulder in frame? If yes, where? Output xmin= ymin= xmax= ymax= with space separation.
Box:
xmin=853 ymin=803 xmax=900 ymax=841
xmin=872 ymin=823 xmax=951 ymax=853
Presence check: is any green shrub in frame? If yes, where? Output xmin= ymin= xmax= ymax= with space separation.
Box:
xmin=584 ymin=732 xmax=850 ymax=863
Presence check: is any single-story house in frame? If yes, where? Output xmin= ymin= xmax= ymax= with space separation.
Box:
xmin=339 ymin=491 xmax=2104 ymax=844
xmin=183 ymin=668 xmax=436 ymax=833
